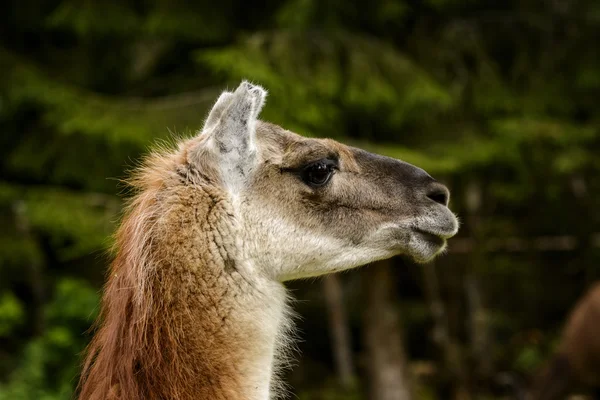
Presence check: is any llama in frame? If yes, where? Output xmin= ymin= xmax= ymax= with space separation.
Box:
xmin=529 ymin=282 xmax=600 ymax=400
xmin=78 ymin=81 xmax=458 ymax=400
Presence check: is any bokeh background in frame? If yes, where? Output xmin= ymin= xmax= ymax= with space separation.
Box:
xmin=1 ymin=1 xmax=600 ymax=399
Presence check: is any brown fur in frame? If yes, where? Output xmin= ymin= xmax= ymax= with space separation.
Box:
xmin=78 ymin=146 xmax=282 ymax=400
xmin=530 ymin=283 xmax=600 ymax=400
xmin=78 ymin=82 xmax=457 ymax=399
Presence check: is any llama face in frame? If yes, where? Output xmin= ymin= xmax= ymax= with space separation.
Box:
xmin=193 ymin=81 xmax=458 ymax=281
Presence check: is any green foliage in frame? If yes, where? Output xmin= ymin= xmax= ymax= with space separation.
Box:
xmin=47 ymin=0 xmax=232 ymax=40
xmin=3 ymin=53 xmax=213 ymax=148
xmin=197 ymin=32 xmax=455 ymax=138
xmin=0 ymin=279 xmax=98 ymax=400
xmin=513 ymin=345 xmax=545 ymax=375
xmin=0 ymin=293 xmax=24 ymax=337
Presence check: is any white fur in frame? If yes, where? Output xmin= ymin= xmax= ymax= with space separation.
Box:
xmin=239 ymin=209 xmax=396 ymax=282
xmin=201 ymin=81 xmax=266 ymax=194
xmin=231 ymin=276 xmax=291 ymax=399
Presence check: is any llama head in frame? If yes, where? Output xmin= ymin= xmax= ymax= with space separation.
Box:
xmin=189 ymin=81 xmax=458 ymax=281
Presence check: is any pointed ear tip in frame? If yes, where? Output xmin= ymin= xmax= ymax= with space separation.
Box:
xmin=251 ymin=85 xmax=268 ymax=99
xmin=237 ymin=80 xmax=267 ymax=96
xmin=216 ymin=91 xmax=234 ymax=101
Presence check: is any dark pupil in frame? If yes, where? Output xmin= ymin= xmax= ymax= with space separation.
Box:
xmin=306 ymin=162 xmax=332 ymax=185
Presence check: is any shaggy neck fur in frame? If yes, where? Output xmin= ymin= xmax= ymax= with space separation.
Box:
xmin=78 ymin=150 xmax=292 ymax=400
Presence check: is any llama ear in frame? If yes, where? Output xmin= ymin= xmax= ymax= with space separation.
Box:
xmin=202 ymin=91 xmax=235 ymax=132
xmin=199 ymin=81 xmax=267 ymax=187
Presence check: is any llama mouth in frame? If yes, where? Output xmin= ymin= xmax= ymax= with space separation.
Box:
xmin=411 ymin=208 xmax=459 ymax=241
xmin=413 ymin=228 xmax=447 ymax=247
xmin=405 ymin=226 xmax=455 ymax=263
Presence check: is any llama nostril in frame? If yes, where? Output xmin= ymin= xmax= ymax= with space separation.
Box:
xmin=426 ymin=184 xmax=450 ymax=206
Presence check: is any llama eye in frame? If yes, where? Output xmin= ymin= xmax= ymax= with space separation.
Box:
xmin=301 ymin=160 xmax=336 ymax=187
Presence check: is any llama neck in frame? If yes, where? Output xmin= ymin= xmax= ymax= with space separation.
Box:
xmin=148 ymin=256 xmax=289 ymax=400
xmin=80 ymin=185 xmax=290 ymax=400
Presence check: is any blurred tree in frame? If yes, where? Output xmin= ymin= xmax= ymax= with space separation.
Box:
xmin=323 ymin=275 xmax=356 ymax=390
xmin=363 ymin=260 xmax=414 ymax=400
